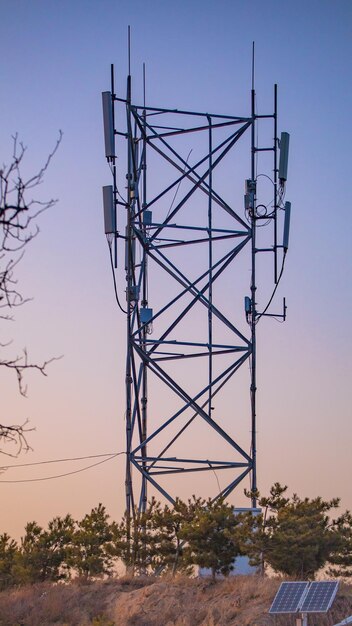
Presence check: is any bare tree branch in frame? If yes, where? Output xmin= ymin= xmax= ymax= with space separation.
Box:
xmin=0 ymin=133 xmax=62 ymax=455
xmin=0 ymin=131 xmax=62 ymax=305
xmin=0 ymin=420 xmax=34 ymax=457
xmin=2 ymin=350 xmax=62 ymax=397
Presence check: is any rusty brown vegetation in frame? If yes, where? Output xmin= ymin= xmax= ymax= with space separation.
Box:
xmin=0 ymin=575 xmax=351 ymax=626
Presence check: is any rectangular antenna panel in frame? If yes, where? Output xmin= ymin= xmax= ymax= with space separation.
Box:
xmin=102 ymin=91 xmax=115 ymax=159
xmin=279 ymin=132 xmax=290 ymax=181
xmin=283 ymin=201 xmax=291 ymax=250
xmin=102 ymin=185 xmax=115 ymax=234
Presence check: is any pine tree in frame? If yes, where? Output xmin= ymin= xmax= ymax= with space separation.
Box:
xmin=70 ymin=504 xmax=114 ymax=579
xmin=328 ymin=510 xmax=352 ymax=577
xmin=0 ymin=533 xmax=19 ymax=590
xmin=147 ymin=498 xmax=192 ymax=575
xmin=114 ymin=499 xmax=161 ymax=575
xmin=14 ymin=515 xmax=74 ymax=584
xmin=181 ymin=497 xmax=241 ymax=579
xmin=240 ymin=484 xmax=341 ymax=579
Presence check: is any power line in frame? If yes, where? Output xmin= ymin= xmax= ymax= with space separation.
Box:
xmin=0 ymin=453 xmax=124 ymax=483
xmin=0 ymin=452 xmax=122 ymax=470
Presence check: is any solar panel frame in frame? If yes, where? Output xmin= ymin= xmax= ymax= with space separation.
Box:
xmin=299 ymin=581 xmax=339 ymax=613
xmin=269 ymin=581 xmax=309 ymax=614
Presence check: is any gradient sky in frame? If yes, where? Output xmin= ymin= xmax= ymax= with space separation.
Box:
xmin=0 ymin=0 xmax=351 ymax=540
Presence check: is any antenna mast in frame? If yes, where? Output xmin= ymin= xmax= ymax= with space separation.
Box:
xmin=101 ymin=45 xmax=291 ymax=536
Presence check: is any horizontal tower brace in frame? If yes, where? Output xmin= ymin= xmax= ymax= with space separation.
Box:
xmin=134 ymin=456 xmax=248 ymax=466
xmin=138 ymin=223 xmax=249 ymax=235
xmin=136 ymin=117 xmax=252 ymax=141
xmin=141 ymin=464 xmax=250 ymax=477
xmin=141 ymin=339 xmax=247 ymax=350
xmin=136 ymin=232 xmax=248 ymax=251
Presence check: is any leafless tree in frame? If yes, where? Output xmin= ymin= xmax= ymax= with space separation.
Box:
xmin=0 ymin=132 xmax=62 ymax=455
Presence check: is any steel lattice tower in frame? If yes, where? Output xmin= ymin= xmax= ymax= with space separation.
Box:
xmin=102 ymin=58 xmax=291 ymax=536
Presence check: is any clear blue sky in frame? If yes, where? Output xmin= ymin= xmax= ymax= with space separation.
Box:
xmin=0 ymin=0 xmax=351 ymax=538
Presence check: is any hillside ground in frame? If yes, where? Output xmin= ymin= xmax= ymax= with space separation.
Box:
xmin=0 ymin=576 xmax=351 ymax=626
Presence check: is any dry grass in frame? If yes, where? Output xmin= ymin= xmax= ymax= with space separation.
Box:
xmin=0 ymin=576 xmax=350 ymax=626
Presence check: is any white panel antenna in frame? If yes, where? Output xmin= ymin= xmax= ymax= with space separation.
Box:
xmin=102 ymin=185 xmax=115 ymax=234
xmin=279 ymin=132 xmax=290 ymax=182
xmin=283 ymin=201 xmax=291 ymax=250
xmin=102 ymin=91 xmax=115 ymax=160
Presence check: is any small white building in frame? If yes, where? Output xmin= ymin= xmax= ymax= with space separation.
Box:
xmin=199 ymin=507 xmax=261 ymax=578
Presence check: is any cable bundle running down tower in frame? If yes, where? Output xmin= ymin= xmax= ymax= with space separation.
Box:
xmin=101 ymin=58 xmax=291 ymax=534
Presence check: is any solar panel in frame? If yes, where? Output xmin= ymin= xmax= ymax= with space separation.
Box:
xmin=269 ymin=581 xmax=309 ymax=614
xmin=300 ymin=581 xmax=339 ymax=613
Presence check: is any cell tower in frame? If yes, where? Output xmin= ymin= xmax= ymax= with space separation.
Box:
xmin=101 ymin=47 xmax=291 ymax=535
